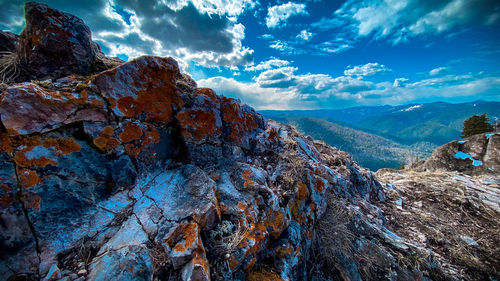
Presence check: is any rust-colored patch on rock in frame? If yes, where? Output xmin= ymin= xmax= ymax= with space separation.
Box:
xmin=221 ymin=97 xmax=260 ymax=143
xmin=18 ymin=168 xmax=39 ymax=189
xmin=177 ymin=109 xmax=219 ymax=141
xmin=43 ymin=138 xmax=82 ymax=156
xmin=93 ymin=56 xmax=184 ymax=123
xmin=123 ymin=124 xmax=160 ymax=158
xmin=119 ymin=122 xmax=143 ymax=143
xmin=21 ymin=193 xmax=41 ymax=211
xmin=93 ymin=126 xmax=120 ymax=151
xmin=165 ymin=222 xmax=199 ymax=253
xmin=247 ymin=270 xmax=284 ymax=281
xmin=242 ymin=170 xmax=256 ymax=189
xmin=13 ymin=152 xmax=57 ymax=168
xmin=195 ymin=88 xmax=218 ymax=102
xmin=0 ymin=131 xmax=15 ymax=154
xmin=266 ymin=209 xmax=287 ymax=239
xmin=297 ymin=182 xmax=308 ymax=201
xmin=315 ymin=178 xmax=325 ymax=193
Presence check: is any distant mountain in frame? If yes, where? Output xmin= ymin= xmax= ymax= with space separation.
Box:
xmin=262 ymin=100 xmax=499 ymax=170
xmin=268 ymin=116 xmax=434 ymax=171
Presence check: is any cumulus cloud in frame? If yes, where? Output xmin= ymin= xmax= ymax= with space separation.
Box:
xmin=202 ymin=64 xmax=500 ymax=110
xmin=296 ymin=29 xmax=313 ymax=41
xmin=197 ymin=76 xmax=299 ymax=110
xmin=429 ymin=66 xmax=450 ymax=76
xmin=393 ymin=78 xmax=409 ymax=87
xmin=265 ymin=2 xmax=308 ymax=28
xmin=0 ymin=0 xmax=257 ymax=67
xmin=315 ymin=0 xmax=500 ymax=44
xmin=245 ymin=58 xmax=291 ymax=72
xmin=344 ymin=63 xmax=391 ymax=77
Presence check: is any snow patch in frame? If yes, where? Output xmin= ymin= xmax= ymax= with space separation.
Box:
xmin=454 ymin=151 xmax=483 ymax=166
xmin=400 ymin=104 xmax=422 ymax=112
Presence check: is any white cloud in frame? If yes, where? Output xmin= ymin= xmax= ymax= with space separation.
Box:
xmin=202 ymin=64 xmax=500 ymax=110
xmin=393 ymin=78 xmax=409 ymax=87
xmin=296 ymin=29 xmax=313 ymax=41
xmin=429 ymin=66 xmax=450 ymax=76
xmin=245 ymin=58 xmax=291 ymax=71
xmin=255 ymin=67 xmax=298 ymax=88
xmin=317 ymin=0 xmax=500 ymax=44
xmin=344 ymin=63 xmax=391 ymax=77
xmin=198 ymin=76 xmax=299 ymax=110
xmin=265 ymin=2 xmax=308 ymax=28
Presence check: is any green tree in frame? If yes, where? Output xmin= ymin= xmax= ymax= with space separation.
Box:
xmin=461 ymin=113 xmax=494 ymax=138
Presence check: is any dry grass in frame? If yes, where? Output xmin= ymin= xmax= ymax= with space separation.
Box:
xmin=312 ymin=194 xmax=356 ymax=275
xmin=149 ymin=242 xmax=172 ymax=280
xmin=0 ymin=51 xmax=20 ymax=83
xmin=214 ymin=221 xmax=248 ymax=257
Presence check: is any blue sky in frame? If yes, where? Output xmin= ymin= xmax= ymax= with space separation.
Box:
xmin=1 ymin=0 xmax=500 ymax=109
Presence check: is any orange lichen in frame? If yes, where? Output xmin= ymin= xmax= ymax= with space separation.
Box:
xmin=22 ymin=193 xmax=41 ymax=211
xmin=297 ymin=182 xmax=308 ymax=201
xmin=123 ymin=124 xmax=160 ymax=157
xmin=43 ymin=137 xmax=82 ymax=156
xmin=221 ymin=97 xmax=260 ymax=143
xmin=191 ymin=250 xmax=210 ymax=272
xmin=242 ymin=170 xmax=256 ymax=189
xmin=229 ymin=257 xmax=239 ymax=271
xmin=93 ymin=126 xmax=120 ymax=151
xmin=266 ymin=210 xmax=286 ymax=238
xmin=115 ymin=76 xmax=182 ymax=122
xmin=247 ymin=270 xmax=285 ymax=281
xmin=268 ymin=128 xmax=278 ymax=141
xmin=18 ymin=168 xmax=40 ymax=189
xmin=119 ymin=122 xmax=143 ymax=143
xmin=0 ymin=132 xmax=14 ymax=154
xmin=315 ymin=178 xmax=325 ymax=193
xmin=245 ymin=257 xmax=257 ymax=271
xmin=177 ymin=110 xmax=219 ymax=141
xmin=165 ymin=222 xmax=198 ymax=253
xmin=13 ymin=152 xmax=57 ymax=168
xmin=275 ymin=244 xmax=293 ymax=258
xmin=195 ymin=88 xmax=218 ymax=102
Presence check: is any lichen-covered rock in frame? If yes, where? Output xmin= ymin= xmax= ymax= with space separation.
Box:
xmin=19 ymin=2 xmax=98 ymax=79
xmin=419 ymin=133 xmax=500 ymax=175
xmin=0 ymin=81 xmax=107 ymax=134
xmin=2 ymin=3 xmax=491 ymax=281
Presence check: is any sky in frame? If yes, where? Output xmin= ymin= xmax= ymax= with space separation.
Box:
xmin=1 ymin=0 xmax=500 ymax=110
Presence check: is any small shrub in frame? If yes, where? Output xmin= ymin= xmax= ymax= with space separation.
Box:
xmin=0 ymin=51 xmax=20 ymax=83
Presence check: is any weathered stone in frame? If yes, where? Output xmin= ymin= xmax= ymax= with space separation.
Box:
xmin=421 ymin=132 xmax=500 ymax=175
xmin=19 ymin=2 xmax=97 ymax=79
xmin=0 ymin=30 xmax=19 ymax=52
xmin=0 ymin=82 xmax=107 ymax=134
xmin=91 ymin=56 xmax=183 ymax=122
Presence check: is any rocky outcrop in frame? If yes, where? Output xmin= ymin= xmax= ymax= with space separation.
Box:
xmin=1 ymin=2 xmax=122 ymax=82
xmin=1 ymin=2 xmax=495 ymax=281
xmin=418 ymin=133 xmax=500 ymax=175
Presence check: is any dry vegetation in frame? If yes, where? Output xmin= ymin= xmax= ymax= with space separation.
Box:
xmin=0 ymin=51 xmax=20 ymax=84
xmin=376 ymin=170 xmax=500 ymax=280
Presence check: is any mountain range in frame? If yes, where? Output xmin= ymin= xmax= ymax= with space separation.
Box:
xmin=262 ymin=100 xmax=500 ymax=170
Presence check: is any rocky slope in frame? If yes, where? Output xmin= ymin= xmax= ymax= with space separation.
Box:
xmin=0 ymin=3 xmax=498 ymax=281
xmin=376 ymin=133 xmax=500 ymax=280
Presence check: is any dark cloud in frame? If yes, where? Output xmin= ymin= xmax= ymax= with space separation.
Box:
xmin=0 ymin=0 xmax=255 ymax=66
